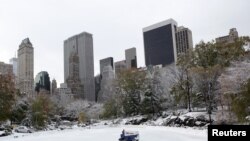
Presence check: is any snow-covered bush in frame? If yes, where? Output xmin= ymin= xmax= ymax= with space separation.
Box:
xmin=62 ymin=100 xmax=103 ymax=121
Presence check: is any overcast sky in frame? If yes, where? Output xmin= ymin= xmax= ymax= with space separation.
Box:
xmin=0 ymin=0 xmax=249 ymax=85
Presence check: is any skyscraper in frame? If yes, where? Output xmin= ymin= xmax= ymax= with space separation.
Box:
xmin=64 ymin=32 xmax=95 ymax=101
xmin=98 ymin=57 xmax=115 ymax=102
xmin=100 ymin=57 xmax=114 ymax=75
xmin=125 ymin=47 xmax=137 ymax=69
xmin=17 ymin=38 xmax=34 ymax=96
xmin=143 ymin=19 xmax=178 ymax=66
xmin=98 ymin=65 xmax=115 ymax=102
xmin=35 ymin=71 xmax=50 ymax=93
xmin=51 ymin=78 xmax=57 ymax=95
xmin=176 ymin=26 xmax=193 ymax=56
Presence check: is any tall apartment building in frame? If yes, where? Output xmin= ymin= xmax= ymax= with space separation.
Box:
xmin=176 ymin=26 xmax=193 ymax=56
xmin=143 ymin=19 xmax=178 ymax=66
xmin=100 ymin=57 xmax=114 ymax=75
xmin=98 ymin=57 xmax=115 ymax=102
xmin=101 ymin=65 xmax=115 ymax=80
xmin=64 ymin=32 xmax=95 ymax=101
xmin=216 ymin=28 xmax=238 ymax=44
xmin=17 ymin=38 xmax=34 ymax=96
xmin=98 ymin=65 xmax=115 ymax=102
xmin=51 ymin=78 xmax=57 ymax=95
xmin=125 ymin=47 xmax=137 ymax=69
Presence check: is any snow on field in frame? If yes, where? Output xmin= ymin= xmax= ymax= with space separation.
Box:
xmin=1 ymin=125 xmax=207 ymax=141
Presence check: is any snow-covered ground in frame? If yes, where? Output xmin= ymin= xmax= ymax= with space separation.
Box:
xmin=1 ymin=125 xmax=207 ymax=141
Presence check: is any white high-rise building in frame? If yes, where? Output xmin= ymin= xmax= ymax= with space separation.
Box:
xmin=64 ymin=32 xmax=95 ymax=101
xmin=17 ymin=38 xmax=34 ymax=96
xmin=98 ymin=65 xmax=114 ymax=102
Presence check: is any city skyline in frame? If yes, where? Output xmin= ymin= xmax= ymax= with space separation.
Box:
xmin=0 ymin=0 xmax=249 ymax=85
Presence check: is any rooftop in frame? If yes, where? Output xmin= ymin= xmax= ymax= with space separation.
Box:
xmin=143 ymin=18 xmax=177 ymax=32
xmin=64 ymin=31 xmax=93 ymax=43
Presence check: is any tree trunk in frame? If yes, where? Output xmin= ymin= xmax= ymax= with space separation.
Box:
xmin=186 ymin=69 xmax=192 ymax=112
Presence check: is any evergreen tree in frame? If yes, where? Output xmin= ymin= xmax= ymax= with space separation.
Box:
xmin=117 ymin=69 xmax=146 ymax=116
xmin=231 ymin=79 xmax=250 ymax=122
xmin=11 ymin=98 xmax=29 ymax=124
xmin=101 ymin=97 xmax=122 ymax=119
xmin=141 ymin=85 xmax=162 ymax=115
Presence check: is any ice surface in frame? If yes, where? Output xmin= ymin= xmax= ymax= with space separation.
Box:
xmin=1 ymin=125 xmax=206 ymax=141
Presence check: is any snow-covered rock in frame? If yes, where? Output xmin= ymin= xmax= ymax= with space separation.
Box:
xmin=125 ymin=116 xmax=148 ymax=125
xmin=195 ymin=121 xmax=206 ymax=127
xmin=246 ymin=115 xmax=250 ymax=122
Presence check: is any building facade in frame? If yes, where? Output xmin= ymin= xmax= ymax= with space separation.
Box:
xmin=176 ymin=26 xmax=193 ymax=56
xmin=143 ymin=19 xmax=178 ymax=66
xmin=66 ymin=52 xmax=84 ymax=98
xmin=51 ymin=78 xmax=57 ymax=95
xmin=54 ymin=83 xmax=75 ymax=105
xmin=98 ymin=57 xmax=115 ymax=102
xmin=0 ymin=61 xmax=13 ymax=75
xmin=64 ymin=32 xmax=95 ymax=101
xmin=98 ymin=65 xmax=115 ymax=102
xmin=17 ymin=38 xmax=34 ymax=96
xmin=34 ymin=71 xmax=51 ymax=93
xmin=9 ymin=57 xmax=18 ymax=76
xmin=101 ymin=65 xmax=115 ymax=79
xmin=215 ymin=28 xmax=238 ymax=44
xmin=55 ymin=83 xmax=72 ymax=95
xmin=100 ymin=57 xmax=114 ymax=75
xmin=125 ymin=47 xmax=137 ymax=69
xmin=115 ymin=60 xmax=126 ymax=75
xmin=94 ymin=74 xmax=101 ymax=102
xmin=9 ymin=57 xmax=18 ymax=87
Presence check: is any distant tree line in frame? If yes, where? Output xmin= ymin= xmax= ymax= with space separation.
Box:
xmin=101 ymin=36 xmax=250 ymax=123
